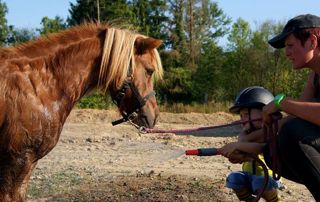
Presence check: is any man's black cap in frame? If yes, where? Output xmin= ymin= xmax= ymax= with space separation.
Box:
xmin=268 ymin=14 xmax=320 ymax=49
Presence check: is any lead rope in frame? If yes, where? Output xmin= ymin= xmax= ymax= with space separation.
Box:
xmin=250 ymin=153 xmax=269 ymax=202
xmin=264 ymin=115 xmax=282 ymax=180
xmin=138 ymin=118 xmax=262 ymax=134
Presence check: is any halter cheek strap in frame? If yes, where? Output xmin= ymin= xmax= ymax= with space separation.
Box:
xmin=248 ymin=109 xmax=257 ymax=132
xmin=111 ymin=80 xmax=156 ymax=126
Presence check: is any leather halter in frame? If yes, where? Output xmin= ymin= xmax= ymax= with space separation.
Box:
xmin=111 ymin=67 xmax=156 ymax=126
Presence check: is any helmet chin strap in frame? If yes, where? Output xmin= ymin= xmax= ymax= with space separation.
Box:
xmin=244 ymin=108 xmax=257 ymax=134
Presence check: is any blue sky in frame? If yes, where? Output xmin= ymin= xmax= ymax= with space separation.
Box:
xmin=216 ymin=0 xmax=320 ymax=30
xmin=4 ymin=0 xmax=320 ymax=29
xmin=4 ymin=0 xmax=76 ymax=28
xmin=4 ymin=0 xmax=320 ymax=47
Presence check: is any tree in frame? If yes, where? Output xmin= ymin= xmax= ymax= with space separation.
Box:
xmin=68 ymin=0 xmax=134 ymax=26
xmin=227 ymin=18 xmax=251 ymax=50
xmin=168 ymin=0 xmax=186 ymax=51
xmin=68 ymin=0 xmax=98 ymax=25
xmin=160 ymin=0 xmax=231 ymax=102
xmin=184 ymin=0 xmax=231 ymax=70
xmin=167 ymin=1 xmax=231 ymax=66
xmin=222 ymin=18 xmax=253 ymax=97
xmin=0 ymin=0 xmax=8 ymax=46
xmin=130 ymin=0 xmax=168 ymax=40
xmin=7 ymin=26 xmax=37 ymax=45
xmin=100 ymin=0 xmax=134 ymax=23
xmin=197 ymin=0 xmax=231 ymax=42
xmin=38 ymin=16 xmax=67 ymax=35
xmin=192 ymin=42 xmax=226 ymax=102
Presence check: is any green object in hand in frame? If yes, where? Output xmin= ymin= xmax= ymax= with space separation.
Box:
xmin=274 ymin=94 xmax=285 ymax=110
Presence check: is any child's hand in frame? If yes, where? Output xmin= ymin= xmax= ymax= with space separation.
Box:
xmin=218 ymin=141 xmax=263 ymax=163
xmin=238 ymin=131 xmax=248 ymax=142
xmin=218 ymin=142 xmax=239 ymax=158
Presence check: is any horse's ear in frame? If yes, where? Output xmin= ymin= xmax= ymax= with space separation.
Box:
xmin=134 ymin=37 xmax=162 ymax=54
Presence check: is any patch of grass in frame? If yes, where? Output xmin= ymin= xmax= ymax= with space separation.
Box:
xmin=28 ymin=174 xmax=232 ymax=202
xmin=28 ymin=168 xmax=86 ymax=200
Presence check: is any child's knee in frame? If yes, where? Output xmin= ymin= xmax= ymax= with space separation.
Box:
xmin=226 ymin=172 xmax=247 ymax=189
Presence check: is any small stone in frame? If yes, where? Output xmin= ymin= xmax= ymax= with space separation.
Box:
xmin=148 ymin=170 xmax=155 ymax=177
xmin=279 ymin=184 xmax=287 ymax=191
xmin=86 ymin=137 xmax=93 ymax=142
xmin=286 ymin=190 xmax=293 ymax=195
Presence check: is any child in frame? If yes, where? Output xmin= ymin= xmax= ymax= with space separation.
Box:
xmin=223 ymin=86 xmax=282 ymax=202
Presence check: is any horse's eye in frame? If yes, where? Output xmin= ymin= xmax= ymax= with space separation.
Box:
xmin=145 ymin=68 xmax=154 ymax=76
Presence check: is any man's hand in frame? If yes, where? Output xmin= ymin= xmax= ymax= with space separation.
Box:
xmin=262 ymin=101 xmax=278 ymax=126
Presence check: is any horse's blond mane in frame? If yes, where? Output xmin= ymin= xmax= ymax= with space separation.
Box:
xmin=98 ymin=27 xmax=163 ymax=92
xmin=5 ymin=23 xmax=163 ymax=92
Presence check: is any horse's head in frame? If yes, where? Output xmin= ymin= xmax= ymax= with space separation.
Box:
xmin=109 ymin=36 xmax=163 ymax=128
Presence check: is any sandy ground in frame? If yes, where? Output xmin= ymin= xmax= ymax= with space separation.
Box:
xmin=27 ymin=109 xmax=315 ymax=202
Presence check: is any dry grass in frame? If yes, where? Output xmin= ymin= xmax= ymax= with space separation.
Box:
xmin=27 ymin=170 xmax=230 ymax=202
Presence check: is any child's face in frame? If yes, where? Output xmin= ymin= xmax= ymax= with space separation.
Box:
xmin=239 ymin=108 xmax=262 ymax=132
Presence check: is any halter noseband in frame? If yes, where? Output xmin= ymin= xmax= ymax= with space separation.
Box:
xmin=111 ymin=75 xmax=156 ymax=126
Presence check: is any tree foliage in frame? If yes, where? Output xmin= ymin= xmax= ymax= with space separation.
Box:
xmin=0 ymin=0 xmax=8 ymax=46
xmin=1 ymin=1 xmax=309 ymax=108
xmin=7 ymin=27 xmax=37 ymax=45
xmin=68 ymin=0 xmax=134 ymax=26
xmin=68 ymin=0 xmax=98 ymax=25
xmin=131 ymin=0 xmax=168 ymax=40
xmin=38 ymin=16 xmax=67 ymax=35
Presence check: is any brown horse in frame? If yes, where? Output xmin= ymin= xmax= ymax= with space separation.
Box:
xmin=0 ymin=23 xmax=163 ymax=201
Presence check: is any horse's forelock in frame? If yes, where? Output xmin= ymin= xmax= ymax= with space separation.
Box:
xmin=152 ymin=49 xmax=163 ymax=80
xmin=99 ymin=28 xmax=136 ymax=92
xmin=98 ymin=28 xmax=163 ymax=92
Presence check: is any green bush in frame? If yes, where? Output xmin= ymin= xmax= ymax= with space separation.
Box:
xmin=77 ymin=91 xmax=113 ymax=109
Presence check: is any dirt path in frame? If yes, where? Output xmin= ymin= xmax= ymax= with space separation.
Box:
xmin=27 ymin=109 xmax=314 ymax=202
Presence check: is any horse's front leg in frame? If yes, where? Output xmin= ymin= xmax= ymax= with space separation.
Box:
xmin=19 ymin=160 xmax=37 ymax=201
xmin=0 ymin=153 xmax=37 ymax=202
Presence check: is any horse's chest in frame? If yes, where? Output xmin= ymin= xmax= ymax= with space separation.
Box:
xmin=10 ymin=107 xmax=63 ymax=138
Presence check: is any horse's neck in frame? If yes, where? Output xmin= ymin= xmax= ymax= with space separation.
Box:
xmin=48 ymin=37 xmax=103 ymax=112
